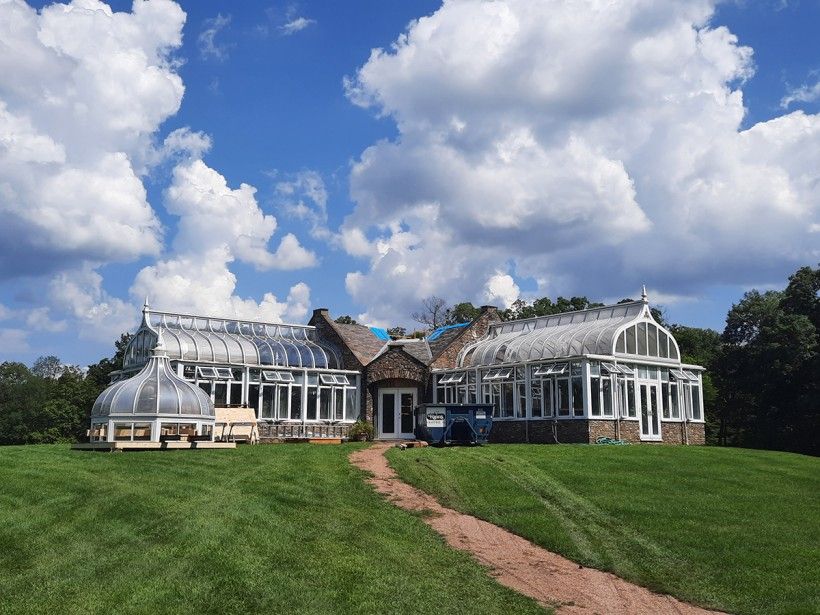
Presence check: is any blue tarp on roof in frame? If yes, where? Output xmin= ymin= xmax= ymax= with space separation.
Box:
xmin=427 ymin=322 xmax=469 ymax=341
xmin=370 ymin=327 xmax=391 ymax=341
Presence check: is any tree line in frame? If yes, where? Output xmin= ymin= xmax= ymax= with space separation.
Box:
xmin=0 ymin=334 xmax=131 ymax=445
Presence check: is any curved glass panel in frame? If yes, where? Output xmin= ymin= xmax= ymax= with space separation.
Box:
xmin=457 ymin=301 xmax=684 ymax=367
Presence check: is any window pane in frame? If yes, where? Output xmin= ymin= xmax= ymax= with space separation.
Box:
xmin=659 ymin=332 xmax=669 ymax=358
xmin=230 ymin=382 xmax=242 ymax=406
xmin=616 ymin=332 xmax=626 ymax=353
xmin=114 ymin=423 xmax=132 ymax=441
xmin=334 ymin=390 xmax=344 ymax=420
xmin=290 ymin=385 xmax=302 ymax=420
xmin=557 ymin=380 xmax=570 ymax=416
xmin=261 ymin=386 xmax=274 ymax=419
xmin=626 ymin=326 xmax=637 ymax=354
xmin=307 ymin=387 xmax=318 ymax=420
xmin=133 ymin=423 xmax=151 ymax=441
xmin=637 ymin=322 xmax=648 ymax=355
xmin=400 ymin=393 xmax=414 ymax=433
xmin=544 ymin=380 xmax=554 ymax=417
xmin=590 ymin=377 xmax=601 ymax=416
xmin=648 ymin=324 xmax=658 ymax=356
xmin=670 ymin=383 xmax=679 ymax=419
xmin=319 ymin=388 xmax=331 ymax=420
xmin=502 ymin=382 xmax=514 ymax=418
xmin=661 ymin=382 xmax=670 ymax=419
xmin=602 ymin=378 xmax=613 ymax=417
xmin=627 ymin=380 xmax=636 ymax=417
xmin=381 ymin=393 xmax=395 ymax=433
xmin=691 ymin=384 xmax=702 ymax=420
xmin=531 ymin=383 xmax=542 ymax=417
xmin=572 ymin=377 xmax=584 ymax=416
xmin=214 ymin=383 xmax=227 ymax=407
xmin=278 ymin=386 xmax=289 ymax=419
xmin=345 ymin=388 xmax=358 ymax=421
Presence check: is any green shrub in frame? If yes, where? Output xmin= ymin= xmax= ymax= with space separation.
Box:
xmin=348 ymin=419 xmax=375 ymax=441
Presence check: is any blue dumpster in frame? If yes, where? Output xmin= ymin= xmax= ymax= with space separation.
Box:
xmin=414 ymin=403 xmax=494 ymax=445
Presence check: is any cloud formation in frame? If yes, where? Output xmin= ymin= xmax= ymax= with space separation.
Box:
xmin=342 ymin=0 xmax=820 ymax=323
xmin=0 ymin=0 xmax=184 ymax=279
xmin=0 ymin=0 xmax=317 ymax=347
xmin=198 ymin=13 xmax=231 ymax=60
xmin=781 ymin=78 xmax=820 ymax=109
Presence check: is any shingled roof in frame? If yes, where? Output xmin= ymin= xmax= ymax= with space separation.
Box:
xmin=427 ymin=324 xmax=470 ymax=360
xmin=330 ymin=322 xmax=385 ymax=365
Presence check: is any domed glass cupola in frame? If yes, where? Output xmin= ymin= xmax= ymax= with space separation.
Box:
xmin=89 ymin=333 xmax=215 ymax=442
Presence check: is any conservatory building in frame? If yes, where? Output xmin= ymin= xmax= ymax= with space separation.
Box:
xmin=94 ymin=290 xmax=706 ymax=445
xmin=432 ymin=292 xmax=706 ymax=444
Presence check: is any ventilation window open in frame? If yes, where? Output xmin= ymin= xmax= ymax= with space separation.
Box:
xmin=683 ymin=370 xmax=698 ymax=380
xmin=278 ymin=372 xmax=295 ymax=383
xmin=545 ymin=363 xmax=568 ymax=376
xmin=215 ymin=367 xmax=233 ymax=380
xmin=262 ymin=371 xmax=281 ymax=382
xmin=196 ymin=366 xmax=218 ymax=379
xmin=319 ymin=374 xmax=336 ymax=385
xmin=334 ymin=375 xmax=350 ymax=385
xmin=670 ymin=369 xmax=687 ymax=381
xmin=601 ymin=362 xmax=621 ymax=374
xmin=617 ymin=364 xmax=635 ymax=376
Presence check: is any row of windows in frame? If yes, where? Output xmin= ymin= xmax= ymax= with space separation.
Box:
xmin=614 ymin=322 xmax=679 ymax=360
xmin=435 ymin=361 xmax=703 ymax=421
xmin=91 ymin=421 xmax=212 ymax=442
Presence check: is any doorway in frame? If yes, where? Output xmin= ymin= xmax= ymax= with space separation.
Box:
xmin=639 ymin=382 xmax=662 ymax=441
xmin=378 ymin=388 xmax=416 ymax=439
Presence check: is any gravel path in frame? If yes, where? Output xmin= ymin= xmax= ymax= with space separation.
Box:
xmin=350 ymin=443 xmax=725 ymax=615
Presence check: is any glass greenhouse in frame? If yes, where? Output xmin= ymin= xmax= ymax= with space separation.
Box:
xmin=91 ymin=333 xmax=215 ymax=442
xmin=432 ymin=294 xmax=705 ymax=443
xmin=115 ymin=305 xmax=361 ymax=428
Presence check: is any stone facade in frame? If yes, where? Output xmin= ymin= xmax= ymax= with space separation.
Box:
xmin=429 ymin=307 xmax=501 ymax=369
xmin=364 ymin=349 xmax=428 ymax=422
xmin=489 ymin=418 xmax=705 ymax=444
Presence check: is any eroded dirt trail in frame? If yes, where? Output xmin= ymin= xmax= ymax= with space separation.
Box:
xmin=349 ymin=443 xmax=724 ymax=615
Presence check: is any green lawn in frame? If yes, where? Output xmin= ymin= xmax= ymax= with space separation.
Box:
xmin=0 ymin=444 xmax=545 ymax=615
xmin=387 ymin=444 xmax=820 ymax=615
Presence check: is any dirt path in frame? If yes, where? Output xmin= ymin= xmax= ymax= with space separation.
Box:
xmin=349 ymin=443 xmax=725 ymax=615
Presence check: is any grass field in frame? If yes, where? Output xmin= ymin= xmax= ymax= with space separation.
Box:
xmin=387 ymin=444 xmax=820 ymax=615
xmin=0 ymin=444 xmax=545 ymax=615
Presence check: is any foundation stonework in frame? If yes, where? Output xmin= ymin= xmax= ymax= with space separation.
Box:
xmin=488 ymin=419 xmax=705 ymax=444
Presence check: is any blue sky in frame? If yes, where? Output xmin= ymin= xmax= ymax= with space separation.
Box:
xmin=0 ymin=0 xmax=818 ymax=367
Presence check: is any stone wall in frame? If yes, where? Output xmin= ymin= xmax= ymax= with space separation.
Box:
xmin=307 ymin=310 xmax=363 ymax=372
xmin=364 ymin=349 xmax=428 ymax=423
xmin=489 ymin=418 xmax=705 ymax=445
xmin=430 ymin=306 xmax=501 ymax=370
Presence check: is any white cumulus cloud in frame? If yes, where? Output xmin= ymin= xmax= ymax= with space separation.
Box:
xmin=341 ymin=0 xmax=820 ymax=323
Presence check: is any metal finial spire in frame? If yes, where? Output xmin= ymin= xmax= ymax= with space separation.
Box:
xmin=641 ymin=285 xmax=648 ymax=303
xmin=143 ymin=296 xmax=150 ymax=311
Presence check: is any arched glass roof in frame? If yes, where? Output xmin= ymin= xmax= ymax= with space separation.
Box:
xmin=123 ymin=308 xmax=341 ymax=370
xmin=457 ymin=300 xmax=681 ymax=367
xmin=95 ymin=337 xmax=214 ymax=418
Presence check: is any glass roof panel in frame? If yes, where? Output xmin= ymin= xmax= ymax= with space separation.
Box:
xmin=456 ymin=301 xmax=686 ymax=368
xmin=125 ymin=309 xmax=339 ymax=370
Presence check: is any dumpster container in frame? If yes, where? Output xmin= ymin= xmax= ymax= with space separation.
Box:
xmin=414 ymin=403 xmax=494 ymax=445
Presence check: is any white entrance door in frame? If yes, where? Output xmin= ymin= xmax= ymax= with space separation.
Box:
xmin=378 ymin=388 xmax=416 ymax=439
xmin=638 ymin=382 xmax=662 ymax=441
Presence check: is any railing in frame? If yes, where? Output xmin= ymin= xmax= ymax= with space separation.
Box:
xmin=256 ymin=421 xmax=352 ymax=440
